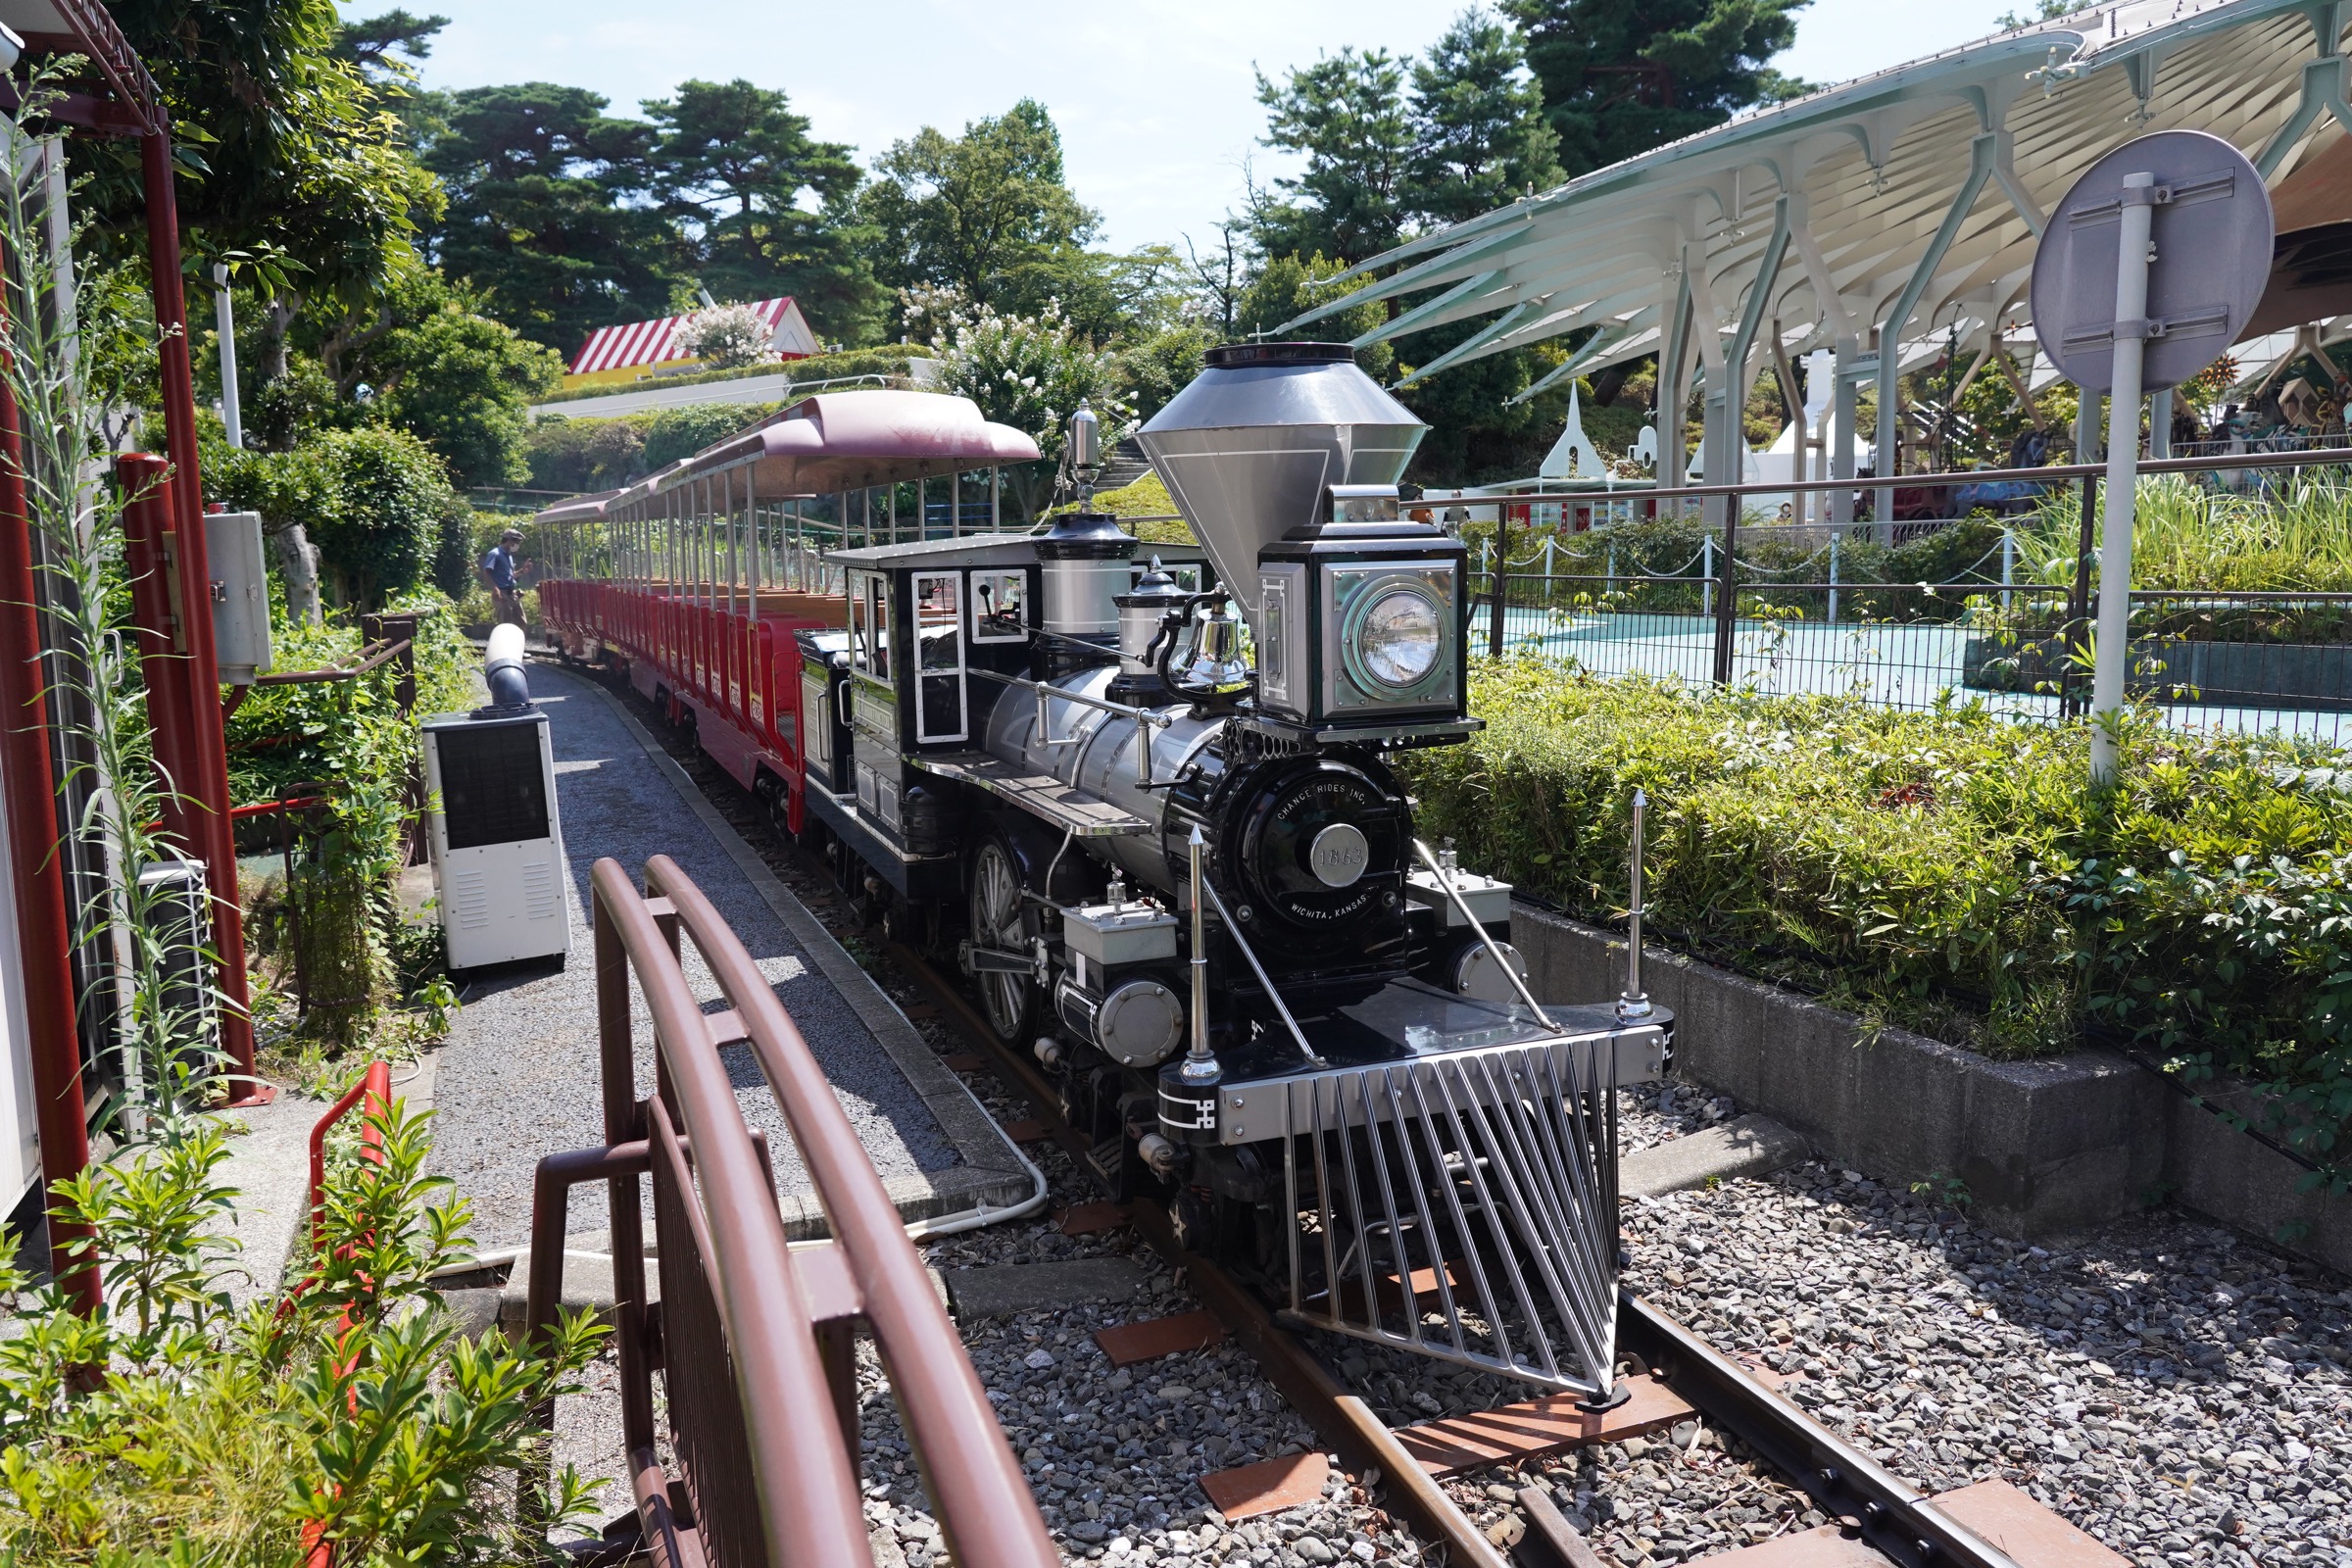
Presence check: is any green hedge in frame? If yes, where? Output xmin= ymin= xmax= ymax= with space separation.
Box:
xmin=532 ymin=342 xmax=928 ymax=405
xmin=1398 ymin=662 xmax=2352 ymax=1172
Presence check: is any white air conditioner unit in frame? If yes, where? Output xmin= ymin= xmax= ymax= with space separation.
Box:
xmin=422 ymin=710 xmax=569 ymax=973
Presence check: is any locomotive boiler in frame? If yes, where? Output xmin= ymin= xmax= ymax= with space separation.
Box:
xmin=803 ymin=344 xmax=1668 ymax=1399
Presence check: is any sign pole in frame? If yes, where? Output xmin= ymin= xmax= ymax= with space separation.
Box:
xmin=2087 ymin=172 xmax=2155 ymax=786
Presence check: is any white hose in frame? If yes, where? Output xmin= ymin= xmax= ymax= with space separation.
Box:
xmin=426 ymin=1127 xmax=1050 ymax=1278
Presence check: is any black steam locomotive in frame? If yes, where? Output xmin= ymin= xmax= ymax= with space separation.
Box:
xmin=803 ymin=344 xmax=1667 ymax=1397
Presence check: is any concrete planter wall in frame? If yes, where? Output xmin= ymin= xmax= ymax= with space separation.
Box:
xmin=1515 ymin=903 xmax=2352 ymax=1272
xmin=1963 ymin=633 xmax=2351 ymax=710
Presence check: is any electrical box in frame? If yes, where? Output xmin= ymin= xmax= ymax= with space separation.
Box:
xmin=206 ymin=510 xmax=271 ymax=683
xmin=422 ymin=710 xmax=570 ymax=973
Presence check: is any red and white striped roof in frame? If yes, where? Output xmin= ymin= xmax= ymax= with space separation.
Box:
xmin=569 ymin=297 xmax=816 ymax=375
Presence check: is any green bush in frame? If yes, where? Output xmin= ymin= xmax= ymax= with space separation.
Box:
xmin=530 ymin=341 xmax=929 ymax=407
xmin=642 ymin=402 xmax=773 ymax=470
xmin=523 ymin=413 xmax=650 ymax=494
xmin=209 ymin=426 xmax=462 ymax=609
xmin=0 ymin=1108 xmax=604 ymax=1561
xmin=227 ymin=592 xmax=478 ymax=808
xmin=1400 ymin=663 xmax=2352 ymax=1170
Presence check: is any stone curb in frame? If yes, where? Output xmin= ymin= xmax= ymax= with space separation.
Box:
xmin=1512 ymin=901 xmax=2351 ymax=1272
xmin=579 ymin=675 xmax=1039 ymax=1236
xmin=1620 ymin=1112 xmax=1809 ymax=1200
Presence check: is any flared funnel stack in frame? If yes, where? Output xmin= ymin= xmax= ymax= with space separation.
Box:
xmin=1136 ymin=343 xmax=1426 ymax=618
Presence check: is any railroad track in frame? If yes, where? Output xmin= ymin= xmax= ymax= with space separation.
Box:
xmin=887 ymin=942 xmax=2030 ymax=1568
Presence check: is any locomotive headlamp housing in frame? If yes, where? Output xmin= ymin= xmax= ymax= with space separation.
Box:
xmin=1327 ymin=563 xmax=1456 ymax=711
xmin=1351 ymin=584 xmax=1443 ymax=690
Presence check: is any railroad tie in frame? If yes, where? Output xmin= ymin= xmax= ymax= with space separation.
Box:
xmin=1394 ymin=1374 xmax=1695 ymax=1476
xmin=1092 ymin=1309 xmax=1229 ymax=1367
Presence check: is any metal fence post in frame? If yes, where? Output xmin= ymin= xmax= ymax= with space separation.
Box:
xmin=1701 ymin=532 xmax=1715 ymax=621
xmin=2061 ymin=474 xmax=2100 ymax=717
xmin=1489 ymin=571 xmax=1506 ymax=659
xmin=2000 ymin=526 xmax=2015 ymax=613
xmin=1828 ymin=530 xmax=1840 ymax=625
xmin=1712 ymin=496 xmax=1740 ymax=688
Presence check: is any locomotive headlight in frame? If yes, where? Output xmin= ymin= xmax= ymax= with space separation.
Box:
xmin=1355 ymin=588 xmax=1442 ymax=688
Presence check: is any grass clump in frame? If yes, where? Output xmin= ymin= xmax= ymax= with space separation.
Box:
xmin=0 ymin=1104 xmax=605 ymax=1563
xmin=1400 ymin=661 xmax=2352 ymax=1172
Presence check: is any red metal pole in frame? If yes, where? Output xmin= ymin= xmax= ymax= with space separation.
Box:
xmin=0 ymin=343 xmax=96 ymax=1313
xmin=117 ymin=459 xmax=194 ymax=851
xmin=141 ymin=131 xmax=206 ymax=556
xmin=139 ymin=131 xmax=266 ymax=1104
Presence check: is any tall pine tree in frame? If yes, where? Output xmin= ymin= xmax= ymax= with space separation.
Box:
xmin=1407 ymin=10 xmax=1565 ymax=225
xmin=645 ymin=79 xmax=881 ymax=345
xmin=421 ymin=83 xmax=683 ymax=356
xmin=1250 ymin=49 xmax=1416 ymax=266
xmin=1503 ymin=0 xmax=1813 ymax=177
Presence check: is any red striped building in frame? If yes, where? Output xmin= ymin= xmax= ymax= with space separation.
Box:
xmin=566 ymin=297 xmax=819 ymax=387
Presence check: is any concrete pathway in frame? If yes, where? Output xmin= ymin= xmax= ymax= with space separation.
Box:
xmin=425 ymin=662 xmax=1031 ymax=1250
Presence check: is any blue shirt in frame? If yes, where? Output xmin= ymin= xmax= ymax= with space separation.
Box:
xmin=481 ymin=545 xmax=516 ymax=591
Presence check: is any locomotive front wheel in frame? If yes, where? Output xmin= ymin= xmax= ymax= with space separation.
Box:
xmin=967 ymin=833 xmax=1037 ymax=1044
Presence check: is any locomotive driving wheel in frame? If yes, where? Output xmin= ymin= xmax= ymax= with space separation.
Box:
xmin=967 ymin=833 xmax=1038 ymax=1043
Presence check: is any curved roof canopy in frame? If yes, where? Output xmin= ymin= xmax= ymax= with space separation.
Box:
xmin=533 ymin=391 xmax=1042 ymax=524
xmin=1284 ymin=0 xmax=2352 ymax=396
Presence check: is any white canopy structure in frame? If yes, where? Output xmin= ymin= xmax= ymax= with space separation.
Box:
xmin=1284 ymin=0 xmax=2352 ymax=523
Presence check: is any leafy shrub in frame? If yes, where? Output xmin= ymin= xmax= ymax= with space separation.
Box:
xmin=0 ymin=1108 xmax=604 ymax=1561
xmin=532 ymin=342 xmax=929 ymax=406
xmin=366 ymin=295 xmax=564 ymax=489
xmin=643 ymin=402 xmax=772 ymax=470
xmin=934 ymin=302 xmax=1132 ymax=521
xmin=524 ymin=413 xmax=650 ymax=493
xmin=209 ymin=425 xmax=462 ymax=609
xmin=1400 ymin=663 xmax=2352 ymax=1169
xmin=675 ymin=301 xmax=781 ymax=368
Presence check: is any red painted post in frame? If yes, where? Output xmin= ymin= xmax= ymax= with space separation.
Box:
xmin=136 ymin=133 xmax=267 ymax=1105
xmin=0 ymin=346 xmax=97 ymax=1313
xmin=117 ymin=461 xmax=194 ymax=850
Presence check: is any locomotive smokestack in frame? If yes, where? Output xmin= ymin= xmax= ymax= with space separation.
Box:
xmin=1135 ymin=342 xmax=1426 ymax=624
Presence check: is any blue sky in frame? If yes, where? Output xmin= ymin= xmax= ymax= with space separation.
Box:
xmin=366 ymin=0 xmax=2028 ymax=253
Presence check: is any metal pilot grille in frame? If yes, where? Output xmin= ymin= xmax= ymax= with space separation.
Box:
xmin=1283 ymin=1043 xmax=1621 ymax=1395
xmin=653 ymin=1107 xmax=769 ymax=1568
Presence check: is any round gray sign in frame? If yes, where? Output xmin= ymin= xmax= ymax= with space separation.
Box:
xmin=2030 ymin=129 xmax=2273 ymax=394
xmin=1307 ymin=823 xmax=1370 ymax=888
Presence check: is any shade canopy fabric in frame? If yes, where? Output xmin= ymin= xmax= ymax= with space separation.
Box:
xmin=1284 ymin=0 xmax=2352 ymax=392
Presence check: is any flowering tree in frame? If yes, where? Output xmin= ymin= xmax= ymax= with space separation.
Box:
xmin=932 ymin=301 xmax=1134 ymax=520
xmin=675 ymin=301 xmax=780 ymax=368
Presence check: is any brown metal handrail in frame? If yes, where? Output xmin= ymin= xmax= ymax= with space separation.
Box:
xmin=523 ymin=856 xmax=1056 ymax=1568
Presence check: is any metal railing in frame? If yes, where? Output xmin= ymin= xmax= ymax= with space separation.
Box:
xmin=1471 ymin=444 xmax=2351 ymax=748
xmin=521 ymin=856 xmax=1056 ymax=1568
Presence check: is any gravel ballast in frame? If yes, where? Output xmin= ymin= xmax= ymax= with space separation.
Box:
xmin=1609 ymin=1083 xmax=2352 ymax=1568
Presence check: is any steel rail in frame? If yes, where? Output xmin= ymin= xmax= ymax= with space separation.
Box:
xmin=891 ymin=936 xmax=2033 ymax=1568
xmin=1617 ymin=1295 xmax=2023 ymax=1568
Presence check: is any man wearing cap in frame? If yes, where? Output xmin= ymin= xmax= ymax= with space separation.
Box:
xmin=479 ymin=528 xmax=525 ymax=626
